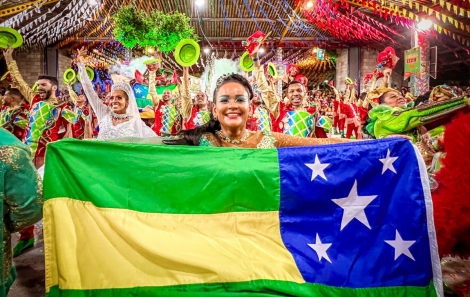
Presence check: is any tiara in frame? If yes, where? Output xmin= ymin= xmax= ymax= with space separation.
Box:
xmin=216 ymin=73 xmax=236 ymax=87
xmin=112 ymin=82 xmax=133 ymax=96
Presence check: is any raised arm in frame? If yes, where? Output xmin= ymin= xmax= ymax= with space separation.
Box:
xmin=76 ymin=47 xmax=109 ymax=122
xmin=67 ymin=83 xmax=78 ymax=105
xmin=252 ymin=51 xmax=280 ymax=119
xmin=3 ymin=46 xmax=36 ymax=103
xmin=148 ymin=71 xmax=160 ymax=106
xmin=180 ymin=67 xmax=192 ymax=120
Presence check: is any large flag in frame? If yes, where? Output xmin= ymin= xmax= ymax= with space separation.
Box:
xmin=43 ymin=138 xmax=442 ymax=297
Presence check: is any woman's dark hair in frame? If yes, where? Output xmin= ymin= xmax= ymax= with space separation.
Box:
xmin=213 ymin=73 xmax=253 ymax=101
xmin=164 ymin=73 xmax=253 ymax=146
xmin=378 ymin=91 xmax=391 ymax=104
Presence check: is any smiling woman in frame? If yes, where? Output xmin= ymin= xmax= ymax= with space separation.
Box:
xmin=164 ymin=74 xmax=354 ymax=148
xmin=76 ymin=47 xmax=155 ymax=140
xmin=380 ymin=90 xmax=407 ymax=108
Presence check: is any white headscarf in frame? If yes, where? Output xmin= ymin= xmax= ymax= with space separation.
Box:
xmin=111 ymin=81 xmax=149 ymax=137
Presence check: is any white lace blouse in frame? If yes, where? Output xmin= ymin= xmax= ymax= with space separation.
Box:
xmin=77 ymin=63 xmax=156 ymax=140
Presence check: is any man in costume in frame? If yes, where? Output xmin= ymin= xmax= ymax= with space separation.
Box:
xmin=0 ymin=88 xmax=29 ymax=140
xmin=0 ymin=128 xmax=43 ymax=295
xmin=246 ymin=82 xmax=274 ymax=133
xmin=244 ymin=32 xmax=326 ymax=138
xmin=180 ymin=67 xmax=210 ymax=130
xmin=67 ymin=85 xmax=93 ymax=139
xmin=332 ymin=90 xmax=344 ymax=136
xmin=149 ymin=70 xmax=180 ymax=136
xmin=340 ymin=79 xmax=361 ymax=139
xmin=4 ymin=46 xmax=77 ymax=256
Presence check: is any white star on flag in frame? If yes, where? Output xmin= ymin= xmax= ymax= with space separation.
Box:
xmin=304 ymin=155 xmax=330 ymax=181
xmin=308 ymin=233 xmax=332 ymax=263
xmin=135 ymin=88 xmax=142 ymax=94
xmin=385 ymin=230 xmax=416 ymax=261
xmin=332 ymin=180 xmax=377 ymax=230
xmin=379 ymin=149 xmax=398 ymax=174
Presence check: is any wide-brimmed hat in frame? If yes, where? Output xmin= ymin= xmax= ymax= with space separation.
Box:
xmin=0 ymin=71 xmax=9 ymax=81
xmin=63 ymin=68 xmax=76 ymax=84
xmin=267 ymin=62 xmax=278 ymax=78
xmin=77 ymin=67 xmax=95 ymax=82
xmin=0 ymin=27 xmax=23 ymax=49
xmin=174 ymin=39 xmax=200 ymax=67
xmin=143 ymin=58 xmax=162 ymax=65
xmin=240 ymin=51 xmax=254 ymax=72
xmin=32 ymin=81 xmax=38 ymax=93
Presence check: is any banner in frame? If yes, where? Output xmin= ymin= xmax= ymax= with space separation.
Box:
xmin=404 ymin=47 xmax=421 ymax=79
xmin=317 ymin=48 xmax=325 ymax=60
xmin=43 ymin=139 xmax=442 ymax=297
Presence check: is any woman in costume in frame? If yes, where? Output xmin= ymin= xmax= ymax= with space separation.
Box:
xmin=77 ymin=48 xmax=155 ymax=139
xmin=164 ymin=73 xmax=351 ymax=148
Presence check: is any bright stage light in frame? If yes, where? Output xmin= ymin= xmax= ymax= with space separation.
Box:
xmin=195 ymin=0 xmax=205 ymax=7
xmin=306 ymin=1 xmax=314 ymax=9
xmin=147 ymin=47 xmax=155 ymax=54
xmin=417 ymin=19 xmax=432 ymax=30
xmin=259 ymin=48 xmax=265 ymax=54
xmin=204 ymin=47 xmax=210 ymax=54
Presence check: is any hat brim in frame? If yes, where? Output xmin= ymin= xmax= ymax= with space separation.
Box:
xmin=240 ymin=51 xmax=254 ymax=72
xmin=32 ymin=82 xmax=38 ymax=93
xmin=267 ymin=62 xmax=277 ymax=78
xmin=1 ymin=71 xmax=9 ymax=81
xmin=77 ymin=67 xmax=95 ymax=82
xmin=63 ymin=68 xmax=77 ymax=84
xmin=0 ymin=27 xmax=23 ymax=49
xmin=174 ymin=39 xmax=200 ymax=67
xmin=144 ymin=58 xmax=162 ymax=65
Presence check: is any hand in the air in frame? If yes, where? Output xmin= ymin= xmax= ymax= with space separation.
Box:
xmin=2 ymin=45 xmax=13 ymax=62
xmin=76 ymin=46 xmax=89 ymax=64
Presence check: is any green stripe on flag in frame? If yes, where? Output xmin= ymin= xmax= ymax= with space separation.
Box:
xmin=47 ymin=280 xmax=437 ymax=297
xmin=44 ymin=139 xmax=280 ymax=214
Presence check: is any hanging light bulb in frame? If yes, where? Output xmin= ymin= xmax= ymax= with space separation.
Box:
xmin=204 ymin=47 xmax=210 ymax=54
xmin=195 ymin=0 xmax=205 ymax=7
xmin=259 ymin=48 xmax=265 ymax=54
xmin=417 ymin=19 xmax=433 ymax=30
xmin=306 ymin=0 xmax=314 ymax=9
xmin=147 ymin=47 xmax=155 ymax=55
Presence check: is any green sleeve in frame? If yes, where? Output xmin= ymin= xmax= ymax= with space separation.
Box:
xmin=61 ymin=107 xmax=79 ymax=124
xmin=3 ymin=145 xmax=43 ymax=232
xmin=372 ymin=97 xmax=468 ymax=139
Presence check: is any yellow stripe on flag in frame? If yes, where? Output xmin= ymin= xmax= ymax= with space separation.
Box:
xmin=44 ymin=199 xmax=305 ymax=292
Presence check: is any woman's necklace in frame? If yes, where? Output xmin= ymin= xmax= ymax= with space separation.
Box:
xmin=216 ymin=130 xmax=250 ymax=145
xmin=111 ymin=112 xmax=130 ymax=120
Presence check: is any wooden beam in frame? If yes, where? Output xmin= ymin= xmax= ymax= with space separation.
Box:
xmin=279 ymin=2 xmax=302 ymax=43
xmin=440 ymin=59 xmax=470 ymax=66
xmin=0 ymin=0 xmax=59 ymax=18
xmin=190 ymin=18 xmax=308 ymax=22
xmin=84 ymin=36 xmax=340 ymax=42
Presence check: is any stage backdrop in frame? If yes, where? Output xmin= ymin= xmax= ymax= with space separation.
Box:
xmin=43 ymin=138 xmax=442 ymax=297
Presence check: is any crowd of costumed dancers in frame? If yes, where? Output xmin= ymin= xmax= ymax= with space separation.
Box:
xmin=1 ymin=28 xmax=470 ymax=295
